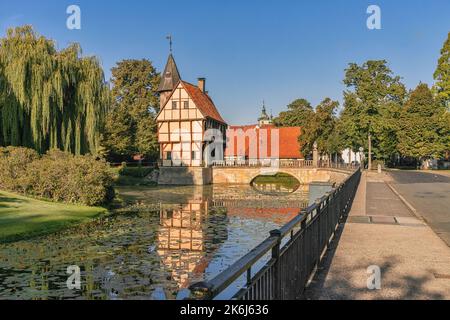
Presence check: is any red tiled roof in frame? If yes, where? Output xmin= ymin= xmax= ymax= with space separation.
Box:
xmin=181 ymin=81 xmax=226 ymax=124
xmin=226 ymin=124 xmax=303 ymax=159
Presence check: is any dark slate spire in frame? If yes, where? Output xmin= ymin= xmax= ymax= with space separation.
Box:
xmin=157 ymin=54 xmax=181 ymax=93
xmin=258 ymin=100 xmax=270 ymax=121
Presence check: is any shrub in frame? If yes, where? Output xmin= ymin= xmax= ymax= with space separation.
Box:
xmin=0 ymin=147 xmax=39 ymax=193
xmin=0 ymin=147 xmax=115 ymax=206
xmin=25 ymin=150 xmax=115 ymax=206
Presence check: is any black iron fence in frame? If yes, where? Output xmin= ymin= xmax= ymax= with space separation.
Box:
xmin=188 ymin=168 xmax=361 ymax=300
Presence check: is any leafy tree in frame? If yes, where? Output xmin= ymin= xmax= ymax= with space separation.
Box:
xmin=103 ymin=108 xmax=134 ymax=157
xmin=434 ymin=32 xmax=450 ymax=106
xmin=339 ymin=60 xmax=406 ymax=162
xmin=273 ymin=98 xmax=314 ymax=127
xmin=336 ymin=92 xmax=363 ymax=153
xmin=397 ymin=83 xmax=449 ymax=160
xmin=102 ymin=59 xmax=160 ymax=160
xmin=0 ymin=25 xmax=109 ymax=155
xmin=299 ymin=98 xmax=341 ymax=156
xmin=135 ymin=115 xmax=159 ymax=157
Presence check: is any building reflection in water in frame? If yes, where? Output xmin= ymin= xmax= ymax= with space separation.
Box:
xmin=155 ymin=183 xmax=309 ymax=292
xmin=157 ymin=199 xmax=227 ymax=289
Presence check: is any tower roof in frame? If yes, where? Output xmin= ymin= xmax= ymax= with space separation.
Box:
xmin=157 ymin=54 xmax=181 ymax=92
xmin=258 ymin=101 xmax=270 ymax=121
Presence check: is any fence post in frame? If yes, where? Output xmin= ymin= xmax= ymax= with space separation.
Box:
xmin=315 ymin=200 xmax=322 ymax=261
xmin=270 ymin=229 xmax=282 ymax=300
xmin=324 ymin=194 xmax=330 ymax=246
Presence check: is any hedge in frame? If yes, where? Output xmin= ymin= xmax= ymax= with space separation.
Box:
xmin=0 ymin=147 xmax=115 ymax=206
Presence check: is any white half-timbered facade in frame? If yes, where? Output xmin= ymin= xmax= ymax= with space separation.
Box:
xmin=156 ymin=55 xmax=227 ymax=167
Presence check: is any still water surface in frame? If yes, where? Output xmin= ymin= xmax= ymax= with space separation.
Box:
xmin=0 ymin=183 xmax=309 ymax=300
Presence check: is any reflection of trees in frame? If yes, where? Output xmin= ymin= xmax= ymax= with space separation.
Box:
xmin=252 ymin=182 xmax=297 ymax=194
xmin=157 ymin=200 xmax=228 ymax=289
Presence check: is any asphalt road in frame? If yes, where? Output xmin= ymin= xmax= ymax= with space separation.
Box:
xmin=389 ymin=170 xmax=450 ymax=247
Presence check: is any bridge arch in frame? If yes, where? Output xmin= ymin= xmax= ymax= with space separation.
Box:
xmin=250 ymin=172 xmax=301 ymax=195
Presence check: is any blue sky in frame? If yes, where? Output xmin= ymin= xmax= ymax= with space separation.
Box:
xmin=1 ymin=0 xmax=449 ymax=124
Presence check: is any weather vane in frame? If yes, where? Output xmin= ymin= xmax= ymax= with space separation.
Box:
xmin=166 ymin=35 xmax=173 ymax=53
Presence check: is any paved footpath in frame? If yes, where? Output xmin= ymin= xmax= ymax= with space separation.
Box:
xmin=304 ymin=171 xmax=450 ymax=300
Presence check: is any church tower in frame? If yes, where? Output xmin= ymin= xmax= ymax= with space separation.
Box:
xmin=258 ymin=101 xmax=272 ymax=126
xmin=157 ymin=54 xmax=181 ymax=108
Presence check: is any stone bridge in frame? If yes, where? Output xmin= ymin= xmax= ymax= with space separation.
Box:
xmin=158 ymin=166 xmax=354 ymax=185
xmin=212 ymin=167 xmax=351 ymax=185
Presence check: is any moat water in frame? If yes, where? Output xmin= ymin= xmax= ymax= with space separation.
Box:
xmin=0 ymin=182 xmax=310 ymax=300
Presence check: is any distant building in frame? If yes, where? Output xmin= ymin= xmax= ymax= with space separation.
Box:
xmin=341 ymin=148 xmax=363 ymax=164
xmin=225 ymin=104 xmax=303 ymax=162
xmin=156 ymin=54 xmax=227 ymax=167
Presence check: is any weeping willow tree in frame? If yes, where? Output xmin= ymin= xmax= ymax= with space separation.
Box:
xmin=0 ymin=25 xmax=109 ymax=155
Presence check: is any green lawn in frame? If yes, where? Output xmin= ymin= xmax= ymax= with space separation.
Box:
xmin=0 ymin=190 xmax=106 ymax=243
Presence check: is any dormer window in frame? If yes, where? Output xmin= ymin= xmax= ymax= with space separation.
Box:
xmin=172 ymin=101 xmax=178 ymax=109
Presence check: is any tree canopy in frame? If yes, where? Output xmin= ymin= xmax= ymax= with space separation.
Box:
xmin=434 ymin=32 xmax=450 ymax=106
xmin=338 ymin=60 xmax=406 ymax=161
xmin=102 ymin=59 xmax=160 ymax=160
xmin=273 ymin=98 xmax=314 ymax=128
xmin=299 ymin=98 xmax=341 ymax=155
xmin=0 ymin=25 xmax=109 ymax=155
xmin=397 ymin=83 xmax=449 ymax=159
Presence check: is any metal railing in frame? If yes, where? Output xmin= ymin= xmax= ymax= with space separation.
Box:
xmin=211 ymin=159 xmax=313 ymax=168
xmin=211 ymin=159 xmax=358 ymax=170
xmin=188 ymin=168 xmax=361 ymax=300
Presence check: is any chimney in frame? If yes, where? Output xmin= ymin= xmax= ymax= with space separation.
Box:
xmin=198 ymin=78 xmax=206 ymax=93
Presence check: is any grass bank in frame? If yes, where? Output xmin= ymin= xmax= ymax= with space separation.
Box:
xmin=0 ymin=190 xmax=106 ymax=243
